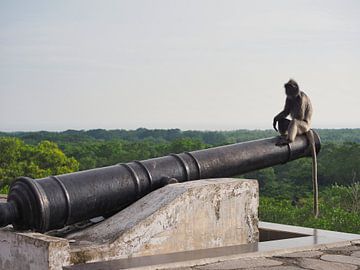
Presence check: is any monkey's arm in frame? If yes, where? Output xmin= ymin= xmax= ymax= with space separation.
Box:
xmin=304 ymin=98 xmax=313 ymax=124
xmin=273 ymin=99 xmax=291 ymax=131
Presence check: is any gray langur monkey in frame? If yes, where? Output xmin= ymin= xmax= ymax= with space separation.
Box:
xmin=273 ymin=79 xmax=319 ymax=218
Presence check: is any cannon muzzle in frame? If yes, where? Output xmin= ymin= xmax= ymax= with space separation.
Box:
xmin=0 ymin=133 xmax=320 ymax=232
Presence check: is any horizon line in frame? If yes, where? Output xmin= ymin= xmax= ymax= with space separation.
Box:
xmin=1 ymin=127 xmax=359 ymax=133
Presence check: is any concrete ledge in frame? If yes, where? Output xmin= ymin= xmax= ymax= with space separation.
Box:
xmin=0 ymin=228 xmax=70 ymax=270
xmin=64 ymin=222 xmax=360 ymax=270
xmin=67 ymin=178 xmax=259 ymax=264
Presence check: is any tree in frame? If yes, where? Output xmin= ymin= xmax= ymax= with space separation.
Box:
xmin=167 ymin=138 xmax=208 ymax=153
xmin=0 ymin=137 xmax=79 ymax=190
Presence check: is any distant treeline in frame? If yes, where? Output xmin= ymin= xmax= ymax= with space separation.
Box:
xmin=1 ymin=128 xmax=359 ymax=145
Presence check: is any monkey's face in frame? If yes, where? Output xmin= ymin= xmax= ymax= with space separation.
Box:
xmin=285 ymin=87 xmax=299 ymax=100
xmin=286 ymin=93 xmax=297 ymax=100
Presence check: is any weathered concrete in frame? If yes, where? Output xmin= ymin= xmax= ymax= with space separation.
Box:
xmin=67 ymin=178 xmax=259 ymax=264
xmin=326 ymin=244 xmax=360 ymax=254
xmin=351 ymin=250 xmax=360 ymax=257
xmin=195 ymin=257 xmax=282 ymax=269
xmin=320 ymin=254 xmax=360 ymax=266
xmin=352 ymin=239 xmax=360 ymax=245
xmin=298 ymin=257 xmax=357 ymax=270
xmin=276 ymin=251 xmax=323 ymax=258
xmin=0 ymin=227 xmax=70 ymax=270
xmin=251 ymin=267 xmax=303 ymax=270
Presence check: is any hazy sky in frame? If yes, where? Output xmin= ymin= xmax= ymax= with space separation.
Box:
xmin=1 ymin=1 xmax=359 ymax=131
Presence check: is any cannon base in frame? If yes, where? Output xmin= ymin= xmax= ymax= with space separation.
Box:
xmin=67 ymin=178 xmax=259 ymax=264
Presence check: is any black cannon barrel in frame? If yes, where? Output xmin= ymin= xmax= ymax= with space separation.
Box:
xmin=0 ymin=133 xmax=320 ymax=232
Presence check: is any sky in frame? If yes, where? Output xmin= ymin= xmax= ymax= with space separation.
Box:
xmin=0 ymin=0 xmax=359 ymax=131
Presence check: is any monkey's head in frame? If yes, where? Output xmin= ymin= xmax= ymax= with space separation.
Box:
xmin=284 ymin=79 xmax=300 ymax=99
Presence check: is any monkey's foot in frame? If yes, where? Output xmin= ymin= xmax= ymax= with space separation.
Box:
xmin=276 ymin=137 xmax=290 ymax=146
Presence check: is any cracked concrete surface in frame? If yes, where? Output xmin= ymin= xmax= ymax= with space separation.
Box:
xmin=167 ymin=242 xmax=360 ymax=270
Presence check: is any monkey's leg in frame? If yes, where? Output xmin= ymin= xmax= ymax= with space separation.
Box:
xmin=278 ymin=118 xmax=290 ymax=136
xmin=276 ymin=118 xmax=291 ymax=145
xmin=278 ymin=119 xmax=304 ymax=145
xmin=287 ymin=120 xmax=299 ymax=142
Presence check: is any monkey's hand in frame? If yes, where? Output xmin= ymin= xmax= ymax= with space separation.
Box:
xmin=273 ymin=117 xmax=278 ymax=132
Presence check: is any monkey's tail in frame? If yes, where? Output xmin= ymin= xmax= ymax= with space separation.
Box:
xmin=307 ymin=130 xmax=319 ymax=218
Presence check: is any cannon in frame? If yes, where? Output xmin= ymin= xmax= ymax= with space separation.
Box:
xmin=0 ymin=133 xmax=320 ymax=233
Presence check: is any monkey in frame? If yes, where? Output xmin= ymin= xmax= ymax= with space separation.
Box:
xmin=273 ymin=79 xmax=319 ymax=218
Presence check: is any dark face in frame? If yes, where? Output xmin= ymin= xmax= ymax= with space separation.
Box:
xmin=285 ymin=86 xmax=299 ymax=100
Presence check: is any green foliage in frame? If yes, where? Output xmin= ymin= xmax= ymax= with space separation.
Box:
xmin=244 ymin=168 xmax=289 ymax=198
xmin=243 ymin=142 xmax=360 ymax=199
xmin=322 ymin=182 xmax=360 ymax=214
xmin=317 ymin=142 xmax=360 ymax=186
xmin=316 ymin=129 xmax=360 ymax=143
xmin=0 ymin=137 xmax=79 ymax=190
xmin=167 ymin=137 xmax=208 ymax=153
xmin=0 ymin=185 xmax=9 ymax=194
xmin=0 ymin=128 xmax=277 ymax=145
xmin=260 ymin=184 xmax=360 ymax=234
xmin=1 ymin=128 xmax=359 ymax=146
xmin=61 ymin=138 xmax=208 ymax=170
